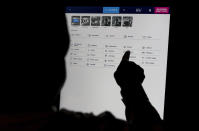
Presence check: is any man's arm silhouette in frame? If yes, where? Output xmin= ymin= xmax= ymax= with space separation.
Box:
xmin=114 ymin=51 xmax=164 ymax=131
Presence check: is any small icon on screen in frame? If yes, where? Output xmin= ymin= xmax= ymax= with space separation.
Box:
xmin=81 ymin=16 xmax=90 ymax=26
xmin=101 ymin=16 xmax=111 ymax=26
xmin=149 ymin=9 xmax=152 ymax=12
xmin=91 ymin=16 xmax=101 ymax=26
xmin=112 ymin=16 xmax=122 ymax=26
xmin=123 ymin=16 xmax=133 ymax=27
xmin=71 ymin=16 xmax=80 ymax=25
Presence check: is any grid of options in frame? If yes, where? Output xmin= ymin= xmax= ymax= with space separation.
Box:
xmin=71 ymin=16 xmax=133 ymax=27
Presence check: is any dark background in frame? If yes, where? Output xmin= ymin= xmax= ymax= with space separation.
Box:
xmin=2 ymin=0 xmax=197 ymax=130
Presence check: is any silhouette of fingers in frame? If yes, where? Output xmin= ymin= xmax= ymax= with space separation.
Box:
xmin=122 ymin=50 xmax=130 ymax=62
xmin=117 ymin=50 xmax=131 ymax=69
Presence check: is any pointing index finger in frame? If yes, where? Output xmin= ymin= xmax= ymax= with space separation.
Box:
xmin=122 ymin=50 xmax=130 ymax=61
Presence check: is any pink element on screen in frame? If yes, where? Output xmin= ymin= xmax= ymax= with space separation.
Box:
xmin=154 ymin=7 xmax=169 ymax=14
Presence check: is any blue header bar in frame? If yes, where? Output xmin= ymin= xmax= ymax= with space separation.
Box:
xmin=103 ymin=7 xmax=120 ymax=14
xmin=65 ymin=6 xmax=170 ymax=14
xmin=66 ymin=6 xmax=102 ymax=13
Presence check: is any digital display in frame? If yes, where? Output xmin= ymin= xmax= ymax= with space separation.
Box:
xmin=60 ymin=6 xmax=170 ymax=120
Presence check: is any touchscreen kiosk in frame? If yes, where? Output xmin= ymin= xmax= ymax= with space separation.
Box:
xmin=60 ymin=6 xmax=170 ymax=120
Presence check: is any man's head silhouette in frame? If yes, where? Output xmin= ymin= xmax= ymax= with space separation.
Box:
xmin=1 ymin=2 xmax=70 ymax=112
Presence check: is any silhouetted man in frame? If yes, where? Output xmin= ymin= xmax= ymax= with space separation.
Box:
xmin=1 ymin=1 xmax=163 ymax=131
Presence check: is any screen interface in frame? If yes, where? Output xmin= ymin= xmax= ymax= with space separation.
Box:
xmin=60 ymin=6 xmax=170 ymax=119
